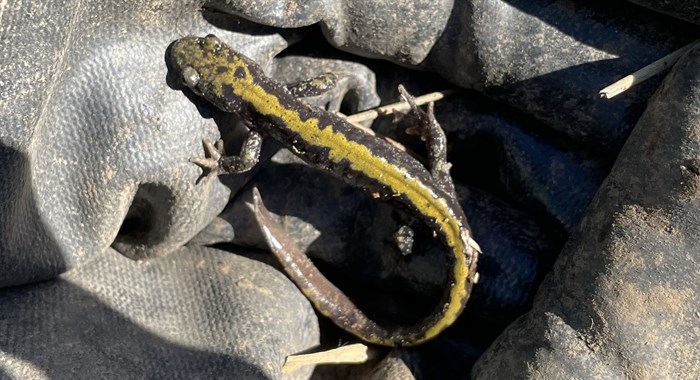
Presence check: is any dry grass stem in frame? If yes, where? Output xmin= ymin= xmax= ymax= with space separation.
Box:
xmin=599 ymin=40 xmax=698 ymax=99
xmin=282 ymin=343 xmax=382 ymax=374
xmin=344 ymin=90 xmax=455 ymax=123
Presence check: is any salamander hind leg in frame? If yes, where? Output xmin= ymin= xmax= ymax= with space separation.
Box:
xmin=397 ymin=85 xmax=457 ymax=198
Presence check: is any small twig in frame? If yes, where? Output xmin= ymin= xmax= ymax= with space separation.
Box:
xmin=337 ymin=89 xmax=455 ymax=153
xmin=344 ymin=89 xmax=455 ymax=123
xmin=599 ymin=40 xmax=698 ymax=99
xmin=282 ymin=343 xmax=382 ymax=374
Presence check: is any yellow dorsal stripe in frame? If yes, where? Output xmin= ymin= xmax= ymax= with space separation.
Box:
xmin=207 ymin=53 xmax=470 ymax=342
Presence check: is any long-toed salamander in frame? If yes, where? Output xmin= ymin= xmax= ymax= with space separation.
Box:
xmin=168 ymin=34 xmax=480 ymax=346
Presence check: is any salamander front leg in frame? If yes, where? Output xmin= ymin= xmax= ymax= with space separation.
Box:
xmin=190 ymin=131 xmax=263 ymax=178
xmin=285 ymin=73 xmax=338 ymax=98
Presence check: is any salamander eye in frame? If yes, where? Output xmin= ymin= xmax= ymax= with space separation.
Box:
xmin=204 ymin=34 xmax=221 ymax=50
xmin=182 ymin=66 xmax=200 ymax=89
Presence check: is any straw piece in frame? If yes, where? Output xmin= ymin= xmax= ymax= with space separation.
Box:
xmin=282 ymin=343 xmax=382 ymax=374
xmin=599 ymin=40 xmax=698 ymax=99
xmin=345 ymin=90 xmax=455 ymax=123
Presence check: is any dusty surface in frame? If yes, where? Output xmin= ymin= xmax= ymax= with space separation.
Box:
xmin=473 ymin=45 xmax=700 ymax=380
xmin=0 ymin=246 xmax=319 ymax=379
xmin=0 ymin=0 xmax=697 ymax=378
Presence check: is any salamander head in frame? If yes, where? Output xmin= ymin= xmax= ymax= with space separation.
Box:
xmin=169 ymin=34 xmax=262 ymax=112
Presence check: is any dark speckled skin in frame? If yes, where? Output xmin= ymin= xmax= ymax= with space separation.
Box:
xmin=169 ymin=35 xmax=480 ymax=346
